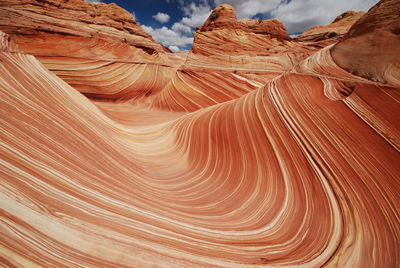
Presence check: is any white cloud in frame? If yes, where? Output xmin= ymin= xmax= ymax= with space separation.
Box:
xmin=213 ymin=0 xmax=378 ymax=33
xmin=142 ymin=1 xmax=211 ymax=51
xmin=153 ymin=12 xmax=170 ymax=23
xmin=271 ymin=0 xmax=379 ymax=33
xmin=169 ymin=45 xmax=180 ymax=52
xmin=213 ymin=0 xmax=280 ymax=20
xmin=142 ymin=25 xmax=194 ymax=47
xmin=180 ymin=1 xmax=213 ymax=27
xmin=172 ymin=22 xmax=192 ymax=34
xmin=85 ymin=0 xmax=102 ymax=3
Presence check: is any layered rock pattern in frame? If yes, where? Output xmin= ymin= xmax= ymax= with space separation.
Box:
xmin=0 ymin=0 xmax=183 ymax=99
xmin=297 ymin=11 xmax=365 ymax=41
xmin=152 ymin=4 xmax=321 ymax=112
xmin=192 ymin=4 xmax=291 ymax=56
xmin=1 ymin=0 xmax=400 ymax=267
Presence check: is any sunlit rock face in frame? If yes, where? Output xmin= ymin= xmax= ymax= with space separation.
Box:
xmin=297 ymin=11 xmax=365 ymax=42
xmin=332 ymin=0 xmax=400 ymax=86
xmin=192 ymin=3 xmax=292 ymax=57
xmin=0 ymin=0 xmax=170 ymax=57
xmin=1 ymin=0 xmax=400 ymax=267
xmin=0 ymin=0 xmax=183 ymax=99
xmin=155 ymin=4 xmax=321 ymax=112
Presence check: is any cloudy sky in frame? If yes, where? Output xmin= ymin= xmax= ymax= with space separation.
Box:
xmin=87 ymin=0 xmax=379 ymax=52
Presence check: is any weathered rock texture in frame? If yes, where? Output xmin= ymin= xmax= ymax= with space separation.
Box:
xmin=297 ymin=11 xmax=365 ymax=41
xmin=332 ymin=0 xmax=400 ymax=86
xmin=193 ymin=4 xmax=291 ymax=56
xmin=0 ymin=0 xmax=399 ymax=267
xmin=0 ymin=0 xmax=182 ymax=99
xmin=158 ymin=4 xmax=318 ymax=112
xmin=0 ymin=0 xmax=170 ymax=57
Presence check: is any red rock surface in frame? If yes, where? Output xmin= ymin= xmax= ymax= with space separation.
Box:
xmin=332 ymin=0 xmax=400 ymax=86
xmin=0 ymin=0 xmax=399 ymax=267
xmin=297 ymin=11 xmax=365 ymax=41
xmin=152 ymin=4 xmax=316 ymax=112
xmin=0 ymin=0 xmax=170 ymax=57
xmin=0 ymin=0 xmax=182 ymax=99
xmin=194 ymin=4 xmax=291 ymax=56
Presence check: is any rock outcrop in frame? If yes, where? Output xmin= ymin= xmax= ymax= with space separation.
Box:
xmin=1 ymin=0 xmax=399 ymax=267
xmin=332 ymin=0 xmax=400 ymax=86
xmin=154 ymin=4 xmax=315 ymax=112
xmin=0 ymin=0 xmax=182 ymax=99
xmin=0 ymin=0 xmax=170 ymax=58
xmin=200 ymin=4 xmax=290 ymax=40
xmin=297 ymin=11 xmax=365 ymax=41
xmin=193 ymin=4 xmax=291 ymax=56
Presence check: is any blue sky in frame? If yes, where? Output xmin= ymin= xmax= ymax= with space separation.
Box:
xmin=87 ymin=0 xmax=379 ymax=52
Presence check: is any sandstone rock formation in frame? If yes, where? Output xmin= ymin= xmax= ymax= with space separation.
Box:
xmin=0 ymin=0 xmax=170 ymax=57
xmin=297 ymin=11 xmax=365 ymax=41
xmin=200 ymin=4 xmax=290 ymax=40
xmin=0 ymin=0 xmax=183 ymax=99
xmin=0 ymin=0 xmax=399 ymax=267
xmin=193 ymin=4 xmax=291 ymax=56
xmin=155 ymin=4 xmax=318 ymax=112
xmin=332 ymin=0 xmax=400 ymax=86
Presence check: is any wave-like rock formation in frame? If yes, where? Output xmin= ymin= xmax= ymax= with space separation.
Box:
xmin=0 ymin=1 xmax=338 ymax=107
xmin=1 ymin=0 xmax=400 ymax=267
xmin=149 ymin=4 xmax=324 ymax=112
xmin=0 ymin=0 xmax=183 ymax=99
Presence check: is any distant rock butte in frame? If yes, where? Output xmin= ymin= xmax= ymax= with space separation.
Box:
xmin=192 ymin=4 xmax=291 ymax=55
xmin=189 ymin=3 xmax=302 ymax=74
xmin=297 ymin=11 xmax=365 ymax=41
xmin=197 ymin=4 xmax=290 ymax=44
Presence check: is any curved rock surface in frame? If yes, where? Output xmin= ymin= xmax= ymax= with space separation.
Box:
xmin=332 ymin=0 xmax=400 ymax=86
xmin=1 ymin=0 xmax=400 ymax=267
xmin=154 ymin=4 xmax=317 ymax=112
xmin=0 ymin=0 xmax=170 ymax=57
xmin=0 ymin=0 xmax=182 ymax=99
xmin=297 ymin=11 xmax=365 ymax=41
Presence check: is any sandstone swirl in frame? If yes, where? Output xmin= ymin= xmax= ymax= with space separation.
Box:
xmin=0 ymin=0 xmax=400 ymax=267
xmin=0 ymin=0 xmax=183 ymax=100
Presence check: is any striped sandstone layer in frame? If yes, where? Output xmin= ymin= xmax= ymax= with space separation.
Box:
xmin=149 ymin=4 xmax=322 ymax=112
xmin=1 ymin=0 xmax=400 ymax=267
xmin=0 ymin=0 xmax=183 ymax=99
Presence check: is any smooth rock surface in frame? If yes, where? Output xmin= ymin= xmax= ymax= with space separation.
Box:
xmin=332 ymin=0 xmax=400 ymax=86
